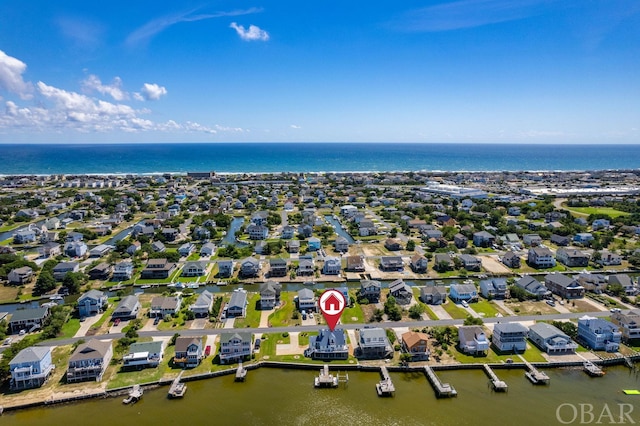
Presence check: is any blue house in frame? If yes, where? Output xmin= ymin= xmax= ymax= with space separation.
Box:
xmin=577 ymin=315 xmax=622 ymax=352
xmin=77 ymin=289 xmax=108 ymax=317
xmin=449 ymin=283 xmax=478 ymax=303
xmin=10 ymin=346 xmax=55 ymax=389
xmin=306 ymin=328 xmax=348 ymax=360
xmin=573 ymin=233 xmax=594 ymax=244
xmin=308 ymin=237 xmax=321 ymax=251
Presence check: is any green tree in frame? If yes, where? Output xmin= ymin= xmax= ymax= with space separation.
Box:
xmin=463 ymin=315 xmax=483 ymax=326
xmin=408 ymin=304 xmax=426 ymax=319
xmin=406 ymin=239 xmax=416 ymax=251
xmin=33 ymin=270 xmax=57 ymax=296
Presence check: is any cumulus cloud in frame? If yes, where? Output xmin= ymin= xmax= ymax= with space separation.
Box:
xmin=290 ymin=124 xmax=301 ymax=129
xmin=126 ymin=7 xmax=263 ymax=47
xmin=82 ymin=75 xmax=128 ymax=101
xmin=229 ymin=22 xmax=270 ymax=41
xmin=0 ymin=50 xmax=33 ymax=99
xmin=137 ymin=83 xmax=167 ymax=101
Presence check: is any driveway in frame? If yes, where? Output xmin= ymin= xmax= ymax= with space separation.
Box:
xmin=73 ymin=314 xmax=102 ymax=338
xmin=493 ymin=300 xmax=517 ymax=316
xmin=223 ymin=318 xmax=236 ymax=329
xmin=430 ymin=304 xmax=452 ymax=320
xmin=190 ymin=318 xmax=207 ymax=329
xmin=276 ymin=332 xmax=303 ymax=356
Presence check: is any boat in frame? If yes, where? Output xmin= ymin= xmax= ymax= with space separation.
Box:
xmin=303 ymin=281 xmax=315 ymax=286
xmin=623 ymin=390 xmax=640 ymax=395
xmin=216 ymin=280 xmax=227 ymax=286
xmin=123 ymin=385 xmax=143 ymax=404
xmin=583 ymin=361 xmax=605 ymax=377
xmin=187 ymin=283 xmax=200 ymax=289
xmin=140 ymin=285 xmax=151 ymax=289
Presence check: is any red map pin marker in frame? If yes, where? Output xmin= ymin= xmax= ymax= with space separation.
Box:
xmin=319 ymin=289 xmax=346 ymax=331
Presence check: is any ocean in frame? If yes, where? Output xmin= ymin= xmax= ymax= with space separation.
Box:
xmin=0 ymin=143 xmax=638 ymax=175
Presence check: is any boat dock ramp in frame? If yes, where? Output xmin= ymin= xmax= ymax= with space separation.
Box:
xmin=424 ymin=366 xmax=457 ymax=397
xmin=521 ymin=359 xmax=550 ymax=385
xmin=235 ymin=362 xmax=248 ymax=382
xmin=483 ymin=364 xmax=508 ymax=392
xmin=168 ymin=371 xmax=187 ymax=398
xmin=123 ymin=385 xmax=143 ymax=404
xmin=314 ymin=365 xmax=348 ymax=388
xmin=376 ymin=366 xmax=395 ymax=397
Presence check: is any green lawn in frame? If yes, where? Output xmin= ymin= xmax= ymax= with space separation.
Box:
xmin=563 ymin=205 xmax=629 ymax=219
xmin=268 ymin=292 xmax=299 ymax=327
xmin=471 ymin=300 xmax=502 ymax=319
xmin=441 ymin=301 xmax=469 ymax=320
xmin=341 ymin=293 xmax=365 ymax=324
xmin=57 ymin=318 xmax=81 ymax=339
xmin=234 ymin=293 xmax=261 ymax=328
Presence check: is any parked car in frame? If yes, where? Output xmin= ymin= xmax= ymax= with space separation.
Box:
xmin=546 ymin=300 xmax=555 ymax=307
xmin=153 ymin=316 xmax=161 ymax=325
xmin=3 ymin=337 xmax=12 ymax=345
xmin=113 ymin=318 xmax=121 ymax=326
xmin=205 ymin=345 xmax=212 ymax=356
xmin=461 ymin=300 xmax=469 ymax=308
xmin=254 ymin=338 xmax=261 ymax=350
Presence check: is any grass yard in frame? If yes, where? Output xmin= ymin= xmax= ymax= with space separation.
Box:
xmin=562 ymin=205 xmax=629 ymax=219
xmin=504 ymin=300 xmax=558 ymax=316
xmin=0 ymin=285 xmax=19 ymax=303
xmin=471 ymin=300 xmax=503 ymax=318
xmin=234 ymin=293 xmax=261 ymax=328
xmin=341 ymin=292 xmax=365 ymax=324
xmin=268 ymin=292 xmax=299 ymax=327
xmin=57 ymin=318 xmax=81 ymax=339
xmin=441 ymin=301 xmax=470 ymax=319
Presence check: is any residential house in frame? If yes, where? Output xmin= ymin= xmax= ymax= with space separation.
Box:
xmin=112 ymin=261 xmax=134 ymax=281
xmin=281 ymin=225 xmax=295 ymax=239
xmin=150 ymin=296 xmax=182 ymax=318
xmin=8 ymin=266 xmax=33 ymax=285
xmin=306 ymin=328 xmax=348 ymax=360
xmin=472 ymin=231 xmax=495 ymax=247
xmin=77 ymin=290 xmax=108 ymax=317
xmin=178 ymin=243 xmax=196 ymax=257
xmin=64 ymin=241 xmax=88 ymax=258
xmin=151 ymin=241 xmax=166 ymax=253
xmin=297 ymin=288 xmax=317 ymax=312
xmin=527 ymin=246 xmax=556 ymax=269
xmin=247 ymin=224 xmax=269 ymax=240
xmin=380 ymin=256 xmax=403 ymax=271
xmin=308 ymin=237 xmax=321 ymax=251
xmin=13 ymin=229 xmax=36 ymax=244
xmin=357 ymin=327 xmax=393 ymax=359
xmin=611 ymin=310 xmax=640 ymax=342
xmin=297 ymin=256 xmax=315 ymax=276
xmin=609 ymin=274 xmax=638 ymax=296
xmin=200 ymin=242 xmax=217 ymax=257
xmin=39 ymin=242 xmax=61 ymax=258
xmin=287 ymin=239 xmax=301 ymax=253
xmin=501 ymin=251 xmax=521 ymax=268
xmin=269 ymin=258 xmax=288 ymax=277
xmin=410 ymin=254 xmax=428 ymax=273
xmin=545 ymin=273 xmax=585 ymax=299
xmin=454 ymin=233 xmax=468 ymax=249
xmin=9 ymin=346 xmax=54 ymax=389
xmin=346 ymin=255 xmax=365 ymax=272
xmin=479 ymin=278 xmax=508 ymax=299
xmin=334 ymin=236 xmax=350 ymax=253
xmin=458 ymin=326 xmax=489 ymax=355
xmin=528 ymin=322 xmax=578 ymax=354
xmin=550 ymin=234 xmax=570 ymax=246
xmin=401 ymin=331 xmax=430 ymax=360
xmin=523 ymin=234 xmax=543 ymax=247
xmin=126 ymin=242 xmax=141 ymax=255
xmin=556 ymin=248 xmax=590 ymax=267
xmin=515 ymin=275 xmax=550 ymax=298
xmin=323 ymin=256 xmax=342 ymax=275
xmin=217 ymin=260 xmax=234 ymax=278
xmin=220 ymin=332 xmax=252 ymax=364
xmin=88 ymin=263 xmax=112 ymax=280
xmin=88 ymin=244 xmax=112 ymax=258
xmin=52 ymin=261 xmax=80 ymax=281
xmin=598 ymin=251 xmax=622 ymax=266
xmin=260 ymin=281 xmax=282 ymax=309
xmin=459 ymin=254 xmax=482 ymax=271
xmin=492 ymin=322 xmax=528 ymax=352
xmin=123 ymin=341 xmax=165 ymax=369
xmin=419 ymin=286 xmax=448 ymax=305
xmin=389 ymin=279 xmax=412 ymax=305
xmin=577 ymin=315 xmax=621 ymax=352
xmin=161 ymin=228 xmax=179 ymax=242
xmin=9 ymin=307 xmax=50 ymax=334
xmin=573 ymin=233 xmax=594 ymax=245
xmin=575 ymin=273 xmax=607 ymax=294
xmin=298 ymin=224 xmax=313 ymax=238
xmin=226 ymin=289 xmax=248 ymax=318
xmin=190 ymin=290 xmax=214 ymax=317
xmin=384 ymin=238 xmax=403 ymax=251
xmin=433 ymin=253 xmax=454 ymax=271
xmin=174 ymin=336 xmax=204 ymax=368
xmin=239 ymin=257 xmax=260 ymax=278
xmin=449 ymin=283 xmax=478 ymax=303
xmin=66 ymin=340 xmax=113 ymax=383
xmin=360 ymin=280 xmax=381 ymax=302
xmin=182 ymin=261 xmax=207 ymax=277
xmin=112 ymin=295 xmax=141 ymax=320
xmin=358 ymin=220 xmax=377 ymax=237
xmin=140 ymin=258 xmax=176 ymax=279
xmin=592 ymin=218 xmax=611 ymax=230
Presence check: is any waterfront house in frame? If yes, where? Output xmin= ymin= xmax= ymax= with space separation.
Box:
xmin=190 ymin=290 xmax=214 ymax=317
xmin=357 ymin=327 xmax=393 ymax=359
xmin=515 ymin=275 xmax=550 ymax=298
xmin=527 ymin=246 xmax=556 ymax=269
xmin=247 ymin=224 xmax=269 ymax=240
xmin=8 ymin=266 xmax=33 ymax=285
xmin=308 ymin=237 xmax=321 ymax=251
xmin=66 ymin=232 xmax=84 ymax=242
xmin=454 ymin=233 xmax=468 ymax=249
xmin=151 ymin=241 xmax=166 ymax=253
xmin=297 ymin=288 xmax=316 ymax=312
xmin=141 ymin=258 xmax=176 ymax=279
xmin=297 ymin=256 xmax=315 ymax=276
xmin=64 ymin=241 xmax=88 ymax=258
xmin=89 ymin=244 xmax=112 ymax=258
xmin=492 ymin=322 xmax=528 ymax=353
xmin=182 ymin=260 xmax=207 ymax=277
xmin=112 ymin=260 xmax=134 ymax=281
xmin=13 ymin=229 xmax=36 ymax=244
xmin=523 ymin=234 xmax=543 ymax=247
xmin=298 ymin=224 xmax=313 ymax=238
xmin=150 ymin=296 xmax=181 ymax=318
xmin=39 ymin=242 xmax=62 ymax=258
xmin=53 ymin=261 xmax=79 ymax=280
xmin=240 ymin=257 xmax=260 ymax=278
xmin=77 ymin=290 xmax=108 ymax=317
xmin=611 ymin=310 xmax=640 ymax=342
xmin=88 ymin=263 xmax=112 ymax=281
xmin=200 ymin=242 xmax=217 ymax=257
xmin=161 ymin=228 xmax=179 ymax=242
xmin=220 ymin=332 xmax=252 ymax=364
xmin=458 ymin=326 xmax=489 ymax=355
xmin=472 ymin=231 xmax=495 ymax=248
xmin=346 ymin=255 xmax=365 ymax=272
xmin=608 ymin=274 xmax=638 ymax=296
xmin=389 ymin=279 xmax=412 ymax=304
xmin=174 ymin=336 xmax=204 ymax=368
xmin=178 ymin=243 xmax=196 ymax=257
xmin=501 ymin=251 xmax=521 ymax=268
xmin=217 ymin=260 xmax=234 ymax=278
xmin=112 ymin=295 xmax=141 ymax=320
xmin=410 ymin=254 xmax=429 ymax=273
xmin=269 ymin=258 xmax=288 ymax=277
xmin=9 ymin=306 xmax=50 ymax=334
xmin=380 ymin=256 xmax=403 ymax=271
xmin=334 ymin=236 xmax=350 ymax=253
xmin=123 ymin=341 xmax=165 ymax=369
xmin=573 ymin=233 xmax=594 ymax=245
xmin=577 ymin=315 xmax=621 ymax=352
xmin=449 ymin=283 xmax=478 ymax=303
xmin=479 ymin=278 xmax=508 ymax=299
xmin=358 ymin=220 xmax=377 ymax=237
xmin=545 ymin=273 xmax=585 ymax=299
xmin=10 ymin=346 xmax=54 ymax=389
xmin=598 ymin=251 xmax=622 ymax=266
xmin=401 ymin=331 xmax=430 ymax=360
xmin=322 ymin=256 xmax=342 ymax=275
xmin=306 ymin=328 xmax=348 ymax=360
xmin=66 ymin=339 xmax=113 ymax=383
xmin=550 ymin=234 xmax=570 ymax=246
xmin=227 ymin=288 xmax=248 ymax=318
xmin=556 ymin=248 xmax=589 ymax=267
xmin=433 ymin=253 xmax=454 ymax=271
xmin=528 ymin=322 xmax=578 ymax=354
xmin=419 ymin=285 xmax=447 ymax=305
xmin=459 ymin=254 xmax=482 ymax=271
xmin=360 ymin=280 xmax=381 ymax=302
xmin=575 ymin=273 xmax=607 ymax=294
xmin=287 ymin=239 xmax=301 ymax=253
xmin=260 ymin=281 xmax=282 ymax=309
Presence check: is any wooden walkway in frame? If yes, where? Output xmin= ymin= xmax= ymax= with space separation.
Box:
xmin=424 ymin=366 xmax=457 ymax=397
xmin=482 ymin=364 xmax=507 ymax=391
xmin=520 ymin=357 xmax=550 ymax=385
xmin=376 ymin=366 xmax=395 ymax=396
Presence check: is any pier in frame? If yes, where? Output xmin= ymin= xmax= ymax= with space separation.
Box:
xmin=168 ymin=371 xmax=187 ymax=398
xmin=315 ymin=365 xmax=338 ymax=388
xmin=483 ymin=364 xmax=508 ymax=392
xmin=521 ymin=358 xmax=550 ymax=385
xmin=123 ymin=385 xmax=143 ymax=404
xmin=235 ymin=362 xmax=248 ymax=382
xmin=376 ymin=366 xmax=395 ymax=397
xmin=424 ymin=366 xmax=457 ymax=397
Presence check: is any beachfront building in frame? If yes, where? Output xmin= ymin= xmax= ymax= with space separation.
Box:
xmin=112 ymin=260 xmax=134 ymax=281
xmin=66 ymin=340 xmax=113 ymax=383
xmin=577 ymin=315 xmax=621 ymax=352
xmin=219 ymin=332 xmax=252 ymax=364
xmin=9 ymin=347 xmax=55 ymax=389
xmin=123 ymin=341 xmax=165 ymax=369
xmin=306 ymin=328 xmax=349 ymax=360
xmin=357 ymin=327 xmax=393 ymax=359
xmin=611 ymin=310 xmax=640 ymax=342
xmin=389 ymin=279 xmax=412 ymax=305
xmin=492 ymin=322 xmax=528 ymax=353
xmin=528 ymin=323 xmax=578 ymax=354
xmin=140 ymin=258 xmax=176 ymax=279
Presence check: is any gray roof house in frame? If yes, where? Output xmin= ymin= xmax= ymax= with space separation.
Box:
xmin=380 ymin=256 xmax=403 ymax=271
xmin=52 ymin=261 xmax=79 ymax=280
xmin=545 ymin=273 xmax=585 ymax=299
xmin=357 ymin=327 xmax=393 ymax=359
xmin=174 ymin=336 xmax=204 ymax=368
xmin=8 ymin=266 xmax=33 ymax=285
xmin=217 ymin=260 xmax=234 ymax=278
xmin=260 ymin=281 xmax=282 ymax=310
xmin=459 ymin=254 xmax=482 ymax=271
xmin=306 ymin=328 xmax=348 ymax=360
xmin=10 ymin=346 xmax=54 ymax=389
xmin=182 ymin=260 xmax=208 ymax=277
xmin=492 ymin=322 xmax=528 ymax=352
xmin=479 ymin=278 xmax=508 ymax=299
xmin=220 ymin=332 xmax=252 ymax=364
xmin=297 ymin=288 xmax=317 ymax=312
xmin=123 ymin=341 xmax=165 ymax=369
xmin=226 ymin=289 xmax=248 ymax=318
xmin=458 ymin=326 xmax=490 ymax=355
xmin=609 ymin=274 xmax=638 ymax=296
xmin=360 ymin=280 xmax=381 ymax=302
xmin=150 ymin=296 xmax=182 ymax=318
xmin=410 ymin=254 xmax=428 ymax=273
xmin=190 ymin=290 xmax=214 ymax=318
xmin=240 ymin=257 xmax=260 ymax=278
xmin=112 ymin=295 xmax=141 ymax=320
xmin=66 ymin=339 xmax=113 ymax=383
xmin=528 ymin=322 xmax=578 ymax=354
xmin=515 ymin=275 xmax=550 ymax=298
xmin=389 ymin=279 xmax=412 ymax=305
xmin=269 ymin=258 xmax=288 ymax=277
xmin=77 ymin=289 xmax=108 ymax=318
xmin=9 ymin=306 xmax=50 ymax=334
xmin=420 ymin=285 xmax=448 ymax=305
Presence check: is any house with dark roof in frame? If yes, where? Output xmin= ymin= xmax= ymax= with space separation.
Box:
xmin=150 ymin=296 xmax=182 ymax=318
xmin=515 ymin=275 xmax=550 ymax=298
xmin=357 ymin=327 xmax=393 ymax=359
xmin=501 ymin=251 xmax=521 ymax=268
xmin=53 ymin=261 xmax=79 ymax=280
xmin=306 ymin=328 xmax=348 ymax=360
xmin=360 ymin=280 xmax=381 ymax=302
xmin=410 ymin=254 xmax=428 ymax=273
xmin=609 ymin=274 xmax=638 ymax=296
xmin=433 ymin=253 xmax=454 ymax=271
xmin=269 ymin=258 xmax=288 ymax=277
xmin=389 ymin=279 xmax=412 ymax=305
xmin=472 ymin=231 xmax=495 ymax=247
xmin=240 ymin=257 xmax=261 ymax=278
xmin=545 ymin=273 xmax=585 ymax=299
xmin=219 ymin=332 xmax=252 ymax=364
xmin=66 ymin=339 xmax=113 ymax=383
xmin=419 ymin=285 xmax=447 ymax=305
xmin=527 ymin=246 xmax=556 ymax=269
xmin=260 ymin=281 xmax=282 ymax=309
xmin=556 ymin=248 xmax=589 ymax=267
xmin=479 ymin=278 xmax=508 ymax=299
xmin=77 ymin=289 xmax=108 ymax=317
xmin=380 ymin=256 xmax=403 ymax=271
xmin=112 ymin=295 xmax=141 ymax=320
xmin=9 ymin=306 xmax=50 ymax=334
xmin=454 ymin=233 xmax=468 ymax=249
xmin=346 ymin=255 xmax=365 ymax=272
xmin=492 ymin=322 xmax=528 ymax=352
xmin=10 ymin=346 xmax=54 ymax=389
xmin=217 ymin=260 xmax=234 ymax=278
xmin=323 ymin=256 xmax=342 ymax=275
xmin=174 ymin=336 xmax=204 ymax=368
xmin=459 ymin=254 xmax=482 ymax=271
xmin=141 ymin=258 xmax=176 ymax=279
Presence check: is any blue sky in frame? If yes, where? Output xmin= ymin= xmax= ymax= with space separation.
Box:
xmin=0 ymin=0 xmax=638 ymax=143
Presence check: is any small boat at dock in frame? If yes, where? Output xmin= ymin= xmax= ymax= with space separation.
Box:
xmin=583 ymin=361 xmax=605 ymax=377
xmin=123 ymin=385 xmax=143 ymax=404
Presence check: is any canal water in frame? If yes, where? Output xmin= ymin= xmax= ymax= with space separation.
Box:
xmin=324 ymin=215 xmax=355 ymax=244
xmin=3 ymin=366 xmax=640 ymax=425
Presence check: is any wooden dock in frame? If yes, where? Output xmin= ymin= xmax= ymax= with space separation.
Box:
xmin=123 ymin=385 xmax=143 ymax=404
xmin=168 ymin=371 xmax=187 ymax=398
xmin=315 ymin=365 xmax=338 ymax=388
xmin=424 ymin=366 xmax=457 ymax=397
xmin=235 ymin=362 xmax=248 ymax=382
xmin=483 ymin=364 xmax=508 ymax=392
xmin=376 ymin=366 xmax=395 ymax=397
xmin=521 ymin=359 xmax=550 ymax=385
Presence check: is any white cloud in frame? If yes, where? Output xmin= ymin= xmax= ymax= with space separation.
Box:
xmin=82 ymin=75 xmax=128 ymax=101
xmin=290 ymin=124 xmax=301 ymax=129
xmin=139 ymin=83 xmax=167 ymax=101
xmin=0 ymin=50 xmax=33 ymax=99
xmin=229 ymin=22 xmax=270 ymax=41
